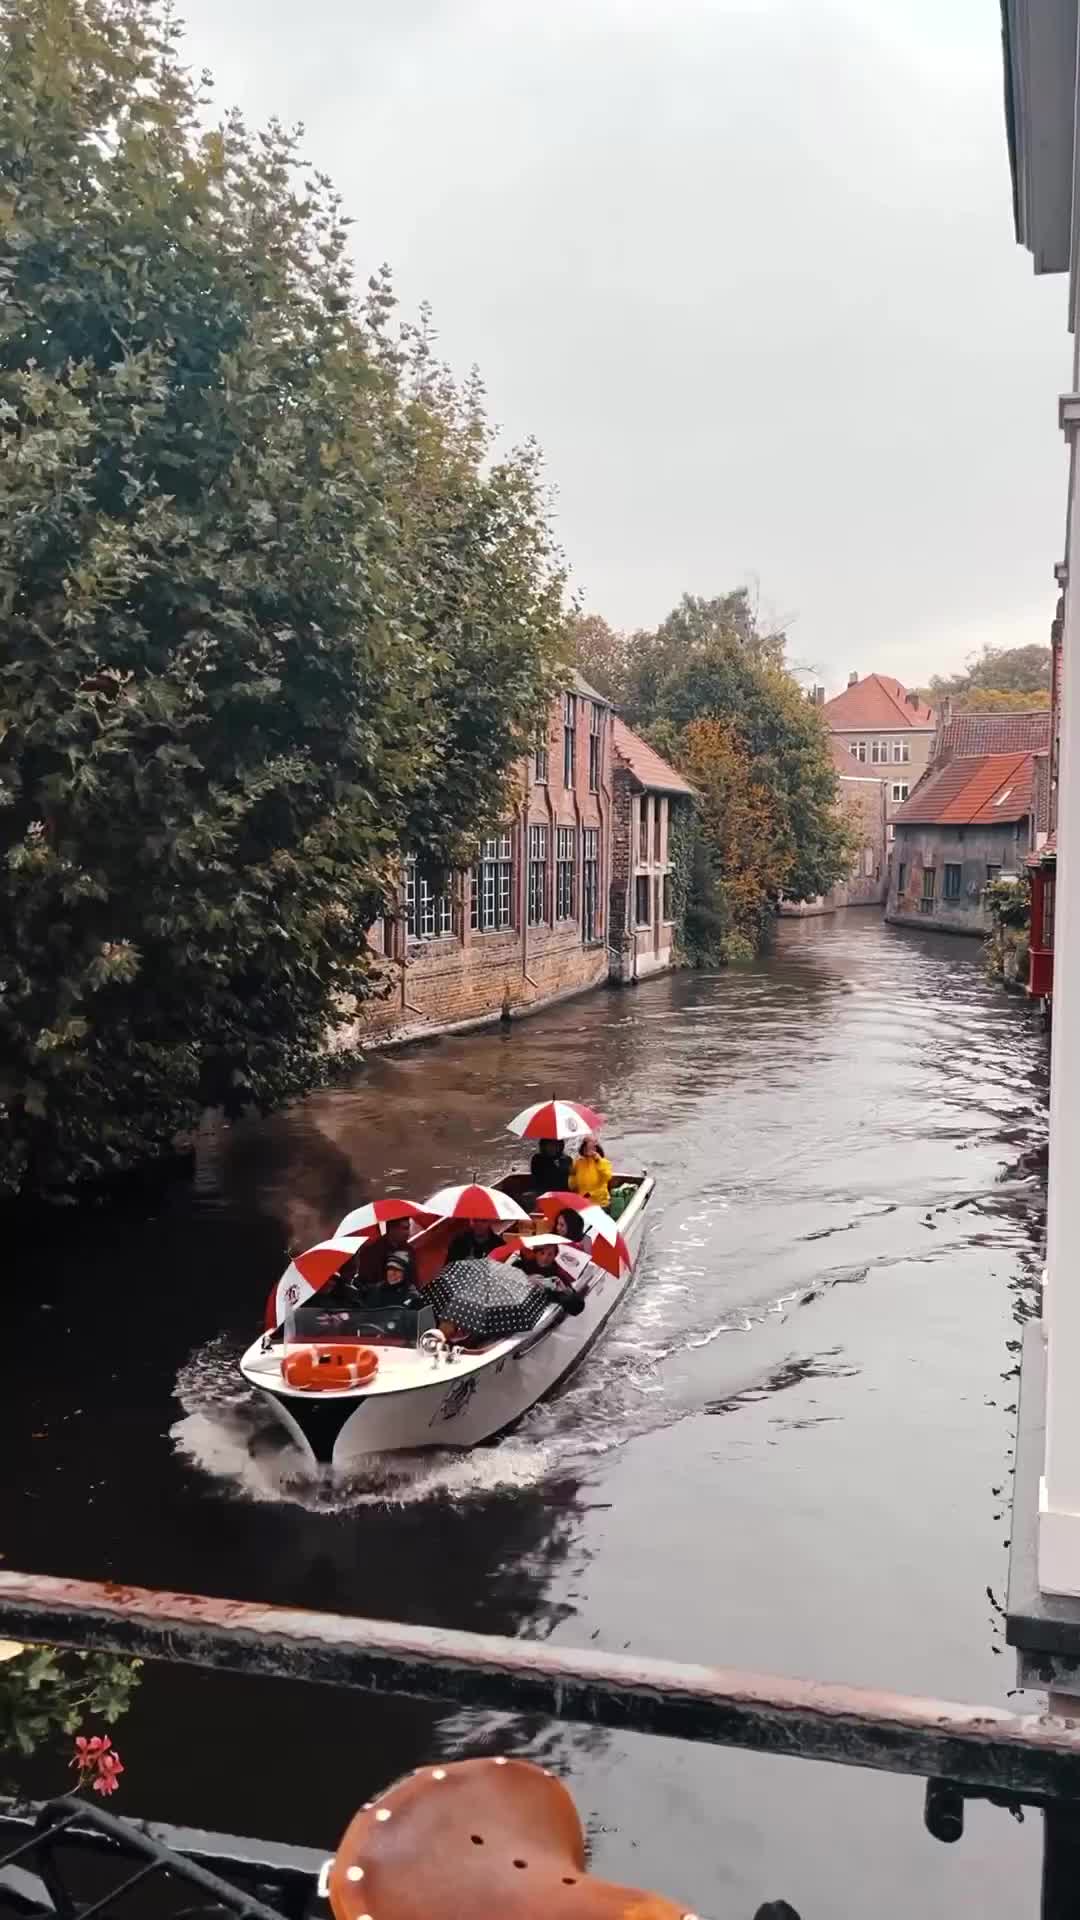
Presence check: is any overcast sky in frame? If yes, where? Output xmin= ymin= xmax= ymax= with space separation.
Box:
xmin=180 ymin=0 xmax=1069 ymax=692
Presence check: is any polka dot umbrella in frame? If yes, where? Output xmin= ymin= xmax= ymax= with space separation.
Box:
xmin=428 ymin=1259 xmax=550 ymax=1342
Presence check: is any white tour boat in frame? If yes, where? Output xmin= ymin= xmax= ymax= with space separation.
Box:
xmin=238 ymin=1170 xmax=653 ymax=1468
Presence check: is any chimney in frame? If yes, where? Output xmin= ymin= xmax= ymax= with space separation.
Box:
xmin=848 ymin=671 xmax=859 ymax=688
xmin=811 ymin=685 xmax=825 ymax=706
xmin=906 ymin=690 xmax=919 ymax=710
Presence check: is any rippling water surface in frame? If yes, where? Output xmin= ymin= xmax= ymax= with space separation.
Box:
xmin=2 ymin=915 xmax=1048 ymax=1918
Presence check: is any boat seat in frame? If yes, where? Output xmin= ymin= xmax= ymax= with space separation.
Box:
xmin=328 ymin=1755 xmax=689 ymax=1920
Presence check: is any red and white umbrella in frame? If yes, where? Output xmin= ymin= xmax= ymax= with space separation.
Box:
xmin=291 ymin=1235 xmax=366 ymax=1288
xmin=424 ymin=1182 xmax=531 ymax=1224
xmin=506 ymin=1099 xmax=607 ymax=1142
xmin=264 ymin=1236 xmax=359 ymax=1330
xmin=534 ymin=1193 xmax=632 ymax=1277
xmin=334 ymin=1198 xmax=437 ymax=1239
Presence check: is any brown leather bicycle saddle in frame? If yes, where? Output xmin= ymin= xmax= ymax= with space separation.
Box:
xmin=328 ymin=1754 xmax=696 ymax=1920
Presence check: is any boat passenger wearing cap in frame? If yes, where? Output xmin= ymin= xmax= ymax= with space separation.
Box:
xmin=342 ymin=1217 xmax=423 ymax=1311
xmin=361 ymin=1248 xmax=425 ymax=1314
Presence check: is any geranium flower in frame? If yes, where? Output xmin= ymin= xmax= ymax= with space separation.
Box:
xmin=71 ymin=1734 xmax=124 ymax=1797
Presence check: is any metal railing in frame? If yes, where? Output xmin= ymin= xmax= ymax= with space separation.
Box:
xmin=0 ymin=1568 xmax=1077 ymax=1915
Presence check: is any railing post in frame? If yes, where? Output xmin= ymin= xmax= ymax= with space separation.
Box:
xmin=1043 ymin=1804 xmax=1080 ymax=1919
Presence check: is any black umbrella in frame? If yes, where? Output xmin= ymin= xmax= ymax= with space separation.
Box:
xmin=429 ymin=1259 xmax=550 ymax=1341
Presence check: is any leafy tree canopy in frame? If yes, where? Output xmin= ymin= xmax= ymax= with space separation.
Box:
xmin=577 ymin=588 xmax=853 ymax=956
xmin=922 ymin=642 xmax=1051 ymax=702
xmin=0 ymin=0 xmax=567 ymax=1195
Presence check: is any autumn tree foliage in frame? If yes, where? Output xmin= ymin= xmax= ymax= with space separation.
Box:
xmin=577 ymin=589 xmax=852 ymax=957
xmin=0 ymin=0 xmax=566 ymax=1195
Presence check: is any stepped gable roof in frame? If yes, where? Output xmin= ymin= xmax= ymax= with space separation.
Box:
xmin=822 ymin=674 xmax=935 ymax=730
xmin=893 ymin=751 xmax=1036 ymax=827
xmin=611 ymin=717 xmax=695 ymax=796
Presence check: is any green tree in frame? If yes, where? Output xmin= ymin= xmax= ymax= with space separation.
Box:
xmin=568 ymin=611 xmax=631 ymax=706
xmin=578 ymin=588 xmax=853 ymax=956
xmin=924 ymin=642 xmax=1051 ymax=702
xmin=0 ymin=0 xmax=564 ymax=1195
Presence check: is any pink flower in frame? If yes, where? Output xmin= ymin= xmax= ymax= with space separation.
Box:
xmin=71 ymin=1734 xmax=124 ymax=1798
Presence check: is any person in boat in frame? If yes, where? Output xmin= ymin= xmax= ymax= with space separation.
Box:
xmin=516 ymin=1239 xmax=585 ymax=1315
xmin=357 ymin=1249 xmax=425 ymax=1315
xmin=529 ymin=1136 xmax=573 ymax=1194
xmin=447 ymin=1218 xmax=506 ymax=1262
xmin=569 ymin=1135 xmax=613 ymax=1211
xmin=339 ymin=1216 xmax=419 ymax=1303
xmin=553 ymin=1205 xmax=586 ymax=1243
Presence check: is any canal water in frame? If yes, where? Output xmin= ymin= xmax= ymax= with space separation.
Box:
xmin=3 ymin=914 xmax=1048 ymax=1918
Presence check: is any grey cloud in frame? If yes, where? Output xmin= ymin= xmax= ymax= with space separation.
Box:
xmin=180 ymin=0 xmax=1067 ymax=687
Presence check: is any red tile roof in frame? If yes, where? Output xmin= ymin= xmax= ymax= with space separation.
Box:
xmin=893 ymin=751 xmax=1036 ymax=827
xmin=822 ymin=674 xmax=935 ymax=731
xmin=611 ymin=717 xmax=695 ymax=796
xmin=933 ymin=709 xmax=1050 ymax=760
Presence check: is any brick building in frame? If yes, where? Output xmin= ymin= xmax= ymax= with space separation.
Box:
xmin=820 ymin=673 xmax=936 ymax=842
xmin=607 ymin=719 xmax=695 ymax=981
xmin=348 ymin=673 xmax=614 ymax=1044
xmin=885 ymin=750 xmax=1041 ymax=934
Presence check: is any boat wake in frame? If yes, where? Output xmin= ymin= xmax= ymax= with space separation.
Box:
xmin=169 ymin=1216 xmax=782 ymax=1512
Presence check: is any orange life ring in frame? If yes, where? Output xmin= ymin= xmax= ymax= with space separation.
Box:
xmin=282 ymin=1344 xmax=379 ymax=1391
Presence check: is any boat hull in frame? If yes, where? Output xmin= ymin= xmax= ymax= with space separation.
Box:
xmin=242 ymin=1178 xmax=652 ymax=1467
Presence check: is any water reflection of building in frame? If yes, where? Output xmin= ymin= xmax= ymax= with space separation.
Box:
xmin=998 ymin=1 xmax=1080 ymax=1694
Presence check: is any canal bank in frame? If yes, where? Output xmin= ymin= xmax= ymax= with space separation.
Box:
xmin=0 ymin=914 xmax=1047 ymax=1919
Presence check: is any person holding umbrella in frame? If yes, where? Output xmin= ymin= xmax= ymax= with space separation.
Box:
xmin=448 ymin=1217 xmax=507 ymax=1263
xmin=529 ymin=1137 xmax=573 ymax=1194
xmin=516 ymin=1238 xmax=585 ymax=1316
xmin=340 ymin=1214 xmax=417 ymax=1300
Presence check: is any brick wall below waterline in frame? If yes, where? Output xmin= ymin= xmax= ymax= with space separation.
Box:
xmin=341 ymin=923 xmax=610 ymax=1046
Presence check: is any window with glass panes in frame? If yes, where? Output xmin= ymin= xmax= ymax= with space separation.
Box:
xmin=528 ymin=824 xmax=549 ymax=926
xmin=920 ymin=868 xmax=936 ymax=912
xmin=555 ymin=826 xmax=576 ymax=920
xmin=639 ymin=797 xmax=650 ymax=863
xmin=943 ymin=863 xmax=962 ymax=900
xmin=662 ymin=871 xmax=673 ymax=922
xmin=534 ymin=741 xmax=549 ymax=784
xmin=406 ymin=857 xmax=453 ymax=940
xmin=582 ymin=828 xmax=599 ymax=941
xmin=635 ymin=874 xmax=651 ymax=925
xmin=562 ymin=693 xmax=576 ymax=787
xmin=850 ymin=740 xmax=867 ymax=763
xmin=588 ymin=703 xmax=601 ymax=791
xmin=893 ymin=740 xmax=910 ymax=764
xmin=470 ymin=834 xmax=513 ymax=932
xmin=653 ymin=797 xmax=662 ymax=861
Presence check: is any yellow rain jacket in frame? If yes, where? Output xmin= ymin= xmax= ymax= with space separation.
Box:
xmin=569 ymin=1151 xmax=613 ymax=1210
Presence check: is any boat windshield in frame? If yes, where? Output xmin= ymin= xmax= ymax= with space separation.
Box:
xmin=287 ymin=1302 xmax=435 ymax=1347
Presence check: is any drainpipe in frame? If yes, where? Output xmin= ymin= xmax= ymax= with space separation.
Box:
xmin=626 ymin=789 xmax=639 ymax=984
xmin=520 ymin=777 xmax=540 ymax=992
